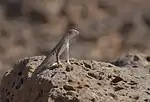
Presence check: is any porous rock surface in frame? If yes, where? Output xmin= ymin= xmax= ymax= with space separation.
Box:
xmin=0 ymin=53 xmax=150 ymax=102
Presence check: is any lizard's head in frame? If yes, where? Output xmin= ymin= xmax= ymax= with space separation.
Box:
xmin=68 ymin=29 xmax=79 ymax=39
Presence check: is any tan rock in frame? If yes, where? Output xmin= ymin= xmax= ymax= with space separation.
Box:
xmin=0 ymin=54 xmax=150 ymax=102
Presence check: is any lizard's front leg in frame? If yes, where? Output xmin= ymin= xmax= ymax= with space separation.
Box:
xmin=56 ymin=43 xmax=66 ymax=67
xmin=66 ymin=40 xmax=71 ymax=65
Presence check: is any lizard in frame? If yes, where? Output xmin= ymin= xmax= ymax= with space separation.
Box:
xmin=33 ymin=29 xmax=79 ymax=75
xmin=4 ymin=29 xmax=79 ymax=97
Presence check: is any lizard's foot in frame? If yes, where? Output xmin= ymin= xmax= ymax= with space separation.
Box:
xmin=57 ymin=62 xmax=63 ymax=67
xmin=52 ymin=62 xmax=63 ymax=67
xmin=66 ymin=60 xmax=71 ymax=65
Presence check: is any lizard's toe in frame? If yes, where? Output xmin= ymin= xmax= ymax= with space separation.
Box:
xmin=66 ymin=60 xmax=71 ymax=65
xmin=52 ymin=62 xmax=63 ymax=67
xmin=52 ymin=62 xmax=57 ymax=66
xmin=57 ymin=63 xmax=63 ymax=67
xmin=67 ymin=62 xmax=71 ymax=65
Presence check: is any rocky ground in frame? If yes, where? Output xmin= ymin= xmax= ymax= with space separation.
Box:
xmin=0 ymin=53 xmax=150 ymax=102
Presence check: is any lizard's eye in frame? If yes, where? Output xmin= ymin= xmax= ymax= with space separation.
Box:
xmin=68 ymin=29 xmax=79 ymax=36
xmin=68 ymin=30 xmax=73 ymax=34
xmin=73 ymin=30 xmax=77 ymax=33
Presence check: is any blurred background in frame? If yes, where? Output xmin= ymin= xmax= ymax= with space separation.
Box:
xmin=0 ymin=0 xmax=150 ymax=80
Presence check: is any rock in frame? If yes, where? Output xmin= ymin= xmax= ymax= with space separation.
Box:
xmin=111 ymin=53 xmax=150 ymax=68
xmin=0 ymin=54 xmax=150 ymax=102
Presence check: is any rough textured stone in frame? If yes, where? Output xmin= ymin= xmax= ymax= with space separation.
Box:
xmin=0 ymin=53 xmax=150 ymax=102
xmin=111 ymin=53 xmax=150 ymax=68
